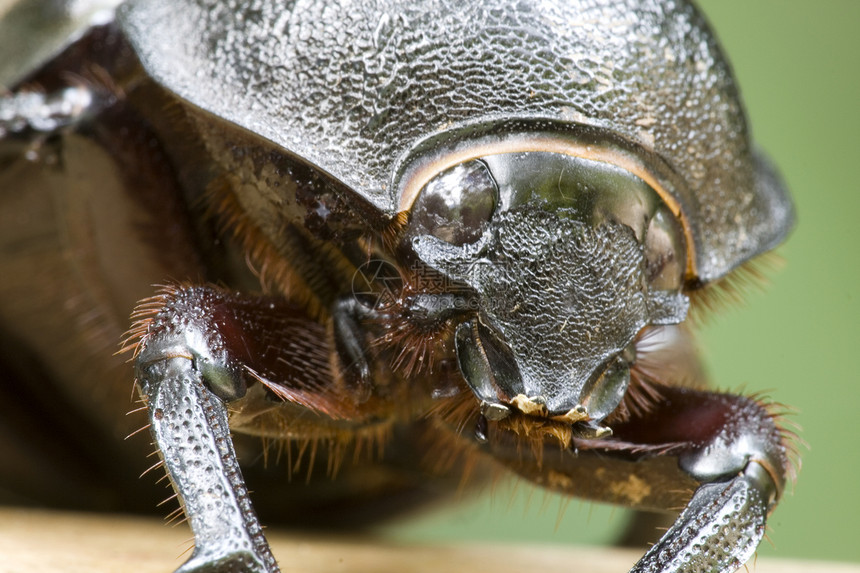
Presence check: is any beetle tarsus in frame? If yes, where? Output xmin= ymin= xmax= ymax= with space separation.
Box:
xmin=331 ymin=297 xmax=374 ymax=403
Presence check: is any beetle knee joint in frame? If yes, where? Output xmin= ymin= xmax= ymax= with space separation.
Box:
xmin=131 ymin=286 xmax=248 ymax=402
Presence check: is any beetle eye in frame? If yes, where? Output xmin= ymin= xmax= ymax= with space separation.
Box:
xmin=410 ymin=160 xmax=498 ymax=246
xmin=643 ymin=207 xmax=685 ymax=291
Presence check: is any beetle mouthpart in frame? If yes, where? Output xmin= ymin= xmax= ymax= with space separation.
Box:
xmin=500 ymin=397 xmax=612 ymax=441
xmin=539 ymin=402 xmax=613 ymax=439
xmin=506 ymin=395 xmax=590 ymax=424
xmin=505 ymin=396 xmax=608 ymax=437
xmin=578 ymin=353 xmax=632 ymax=422
xmin=480 ymin=400 xmax=511 ymax=421
xmin=455 ymin=318 xmax=524 ymax=408
xmin=571 ymin=422 xmax=613 ymax=439
xmin=550 ymin=404 xmax=589 ymax=424
xmin=510 ymin=394 xmax=549 ymax=417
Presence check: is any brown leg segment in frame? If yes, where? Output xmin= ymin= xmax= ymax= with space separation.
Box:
xmin=619 ymin=388 xmax=790 ymax=573
xmin=459 ymin=385 xmax=791 ymax=573
xmin=130 ymin=285 xmax=392 ymax=572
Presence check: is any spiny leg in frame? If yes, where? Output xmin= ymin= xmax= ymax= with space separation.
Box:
xmin=130 ymin=285 xmax=390 ymax=572
xmin=613 ymin=388 xmax=791 ymax=573
xmin=140 ymin=354 xmax=276 ymax=573
xmin=437 ymin=383 xmax=793 ymax=573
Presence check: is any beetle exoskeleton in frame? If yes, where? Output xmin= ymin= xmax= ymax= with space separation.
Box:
xmin=0 ymin=1 xmax=796 ymax=572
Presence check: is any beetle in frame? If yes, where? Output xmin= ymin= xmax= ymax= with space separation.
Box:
xmin=0 ymin=0 xmax=797 ymax=571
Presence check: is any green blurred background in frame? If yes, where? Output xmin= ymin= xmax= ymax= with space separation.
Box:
xmin=381 ymin=0 xmax=860 ymax=563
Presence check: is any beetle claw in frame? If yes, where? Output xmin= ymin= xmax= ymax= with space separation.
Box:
xmin=510 ymin=394 xmax=549 ymax=417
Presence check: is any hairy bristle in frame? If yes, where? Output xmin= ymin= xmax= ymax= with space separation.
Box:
xmin=426 ymin=389 xmax=481 ymax=438
xmin=421 ymin=398 xmax=490 ymax=488
xmin=373 ymin=313 xmax=454 ymax=378
xmin=156 ymin=492 xmax=179 ymax=507
xmin=212 ymin=180 xmax=311 ymax=306
xmin=136 ymin=440 xmax=189 ymax=526
xmin=688 ymin=252 xmax=784 ymax=325
xmin=371 ymin=263 xmax=457 ymax=377
xmin=607 ymin=326 xmax=698 ymax=424
xmin=380 ymin=210 xmax=410 ymax=251
xmin=250 ymin=423 xmax=392 ymax=482
xmin=208 ymin=177 xmax=336 ymax=321
xmin=496 ymin=415 xmax=573 ymax=469
xmin=720 ymin=388 xmax=803 ymax=494
xmin=165 ymin=506 xmax=187 ymax=527
xmin=243 ymin=365 xmax=355 ymax=421
xmin=65 ymin=63 xmax=126 ymax=103
xmin=605 ymin=369 xmax=664 ymax=425
xmin=427 ymin=391 xmax=571 ymax=473
xmin=760 ymin=398 xmax=804 ymax=489
xmin=117 ymin=283 xmax=180 ymax=359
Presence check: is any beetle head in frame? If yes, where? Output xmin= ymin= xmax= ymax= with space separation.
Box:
xmin=404 ymin=145 xmax=689 ymax=426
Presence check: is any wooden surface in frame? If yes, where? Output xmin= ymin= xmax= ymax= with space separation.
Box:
xmin=0 ymin=507 xmax=855 ymax=573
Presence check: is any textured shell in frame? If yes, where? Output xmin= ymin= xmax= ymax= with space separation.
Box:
xmin=119 ymin=0 xmax=794 ymax=282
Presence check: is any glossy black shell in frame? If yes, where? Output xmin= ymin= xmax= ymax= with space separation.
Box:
xmin=118 ymin=0 xmax=793 ymax=282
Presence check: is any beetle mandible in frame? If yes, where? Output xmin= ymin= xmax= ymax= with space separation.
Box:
xmin=0 ymin=0 xmax=797 ymax=572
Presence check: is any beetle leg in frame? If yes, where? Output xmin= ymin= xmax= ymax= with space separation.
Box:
xmin=443 ymin=384 xmax=791 ymax=573
xmin=330 ymin=297 xmax=374 ymax=402
xmin=140 ymin=352 xmax=277 ymax=573
xmin=130 ymin=285 xmax=391 ymax=572
xmin=619 ymin=388 xmax=789 ymax=573
xmin=629 ymin=467 xmax=774 ymax=573
xmin=133 ymin=289 xmax=281 ymax=572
